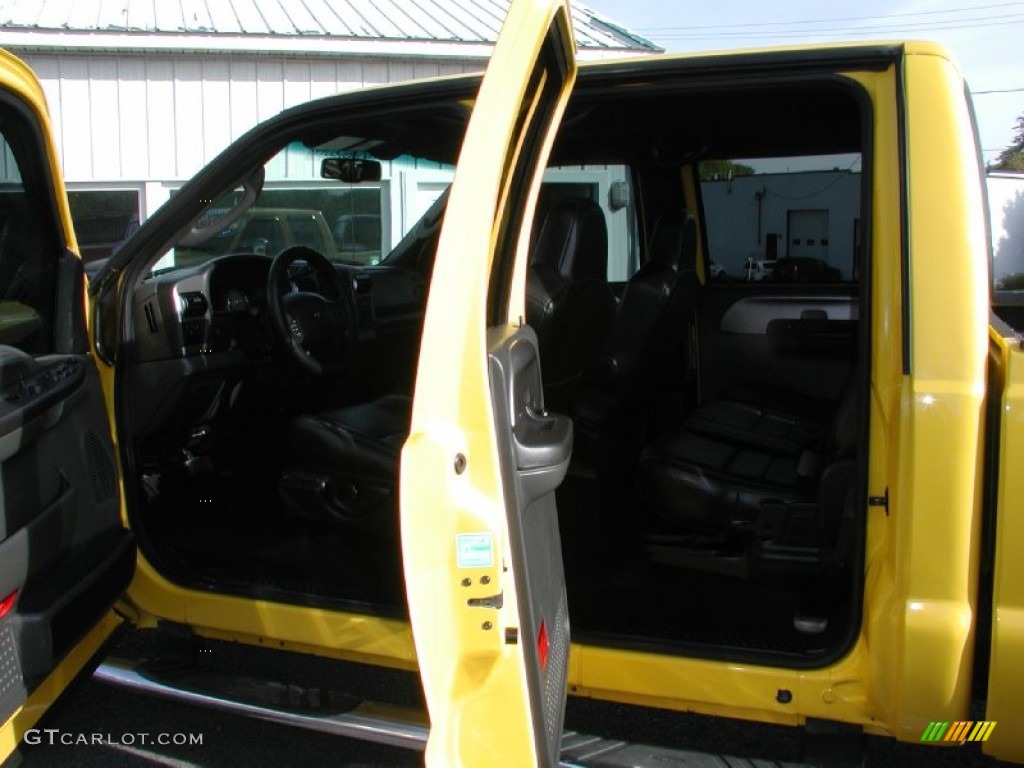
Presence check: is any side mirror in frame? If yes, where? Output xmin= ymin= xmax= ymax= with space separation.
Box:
xmin=321 ymin=157 xmax=382 ymax=183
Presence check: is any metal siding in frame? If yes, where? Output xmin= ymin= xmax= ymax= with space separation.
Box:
xmin=308 ymin=59 xmax=338 ymax=99
xmin=282 ymin=59 xmax=312 ymax=178
xmin=438 ymin=60 xmax=473 ymax=76
xmin=227 ymin=58 xmax=259 ymax=142
xmin=173 ymin=59 xmax=204 ymax=177
xmin=412 ymin=60 xmax=440 ymax=80
xmin=256 ymin=59 xmax=286 ymax=179
xmin=361 ymin=59 xmax=387 ymax=85
xmin=89 ymin=58 xmax=121 ymax=177
xmin=282 ymin=59 xmax=311 ymax=107
xmin=256 ymin=58 xmax=284 ymax=122
xmin=335 ymin=59 xmax=363 ymax=92
xmin=13 ymin=47 xmax=488 ymax=190
xmin=388 ymin=59 xmax=414 ymax=83
xmin=117 ymin=57 xmax=148 ymax=179
xmin=201 ymin=59 xmax=232 ymax=165
xmin=58 ymin=56 xmax=93 ymax=181
xmin=144 ymin=58 xmax=176 ymax=178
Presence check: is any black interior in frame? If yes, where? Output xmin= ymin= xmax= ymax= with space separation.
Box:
xmin=120 ymin=70 xmax=869 ymax=667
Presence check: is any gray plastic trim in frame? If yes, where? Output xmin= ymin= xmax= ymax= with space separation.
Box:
xmin=721 ymin=296 xmax=858 ymax=335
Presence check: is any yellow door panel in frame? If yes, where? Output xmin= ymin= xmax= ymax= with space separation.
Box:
xmin=401 ymin=0 xmax=576 ymax=766
xmin=985 ymin=328 xmax=1024 ymax=762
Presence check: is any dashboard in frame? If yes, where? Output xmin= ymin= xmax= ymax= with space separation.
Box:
xmin=126 ymin=253 xmax=427 ymax=439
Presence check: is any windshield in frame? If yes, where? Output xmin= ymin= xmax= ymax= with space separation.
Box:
xmin=156 ymin=140 xmax=454 ymax=273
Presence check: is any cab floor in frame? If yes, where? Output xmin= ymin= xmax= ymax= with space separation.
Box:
xmin=138 ymin=468 xmax=406 ymax=612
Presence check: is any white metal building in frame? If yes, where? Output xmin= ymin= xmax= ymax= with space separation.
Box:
xmin=0 ymin=0 xmax=658 ymax=258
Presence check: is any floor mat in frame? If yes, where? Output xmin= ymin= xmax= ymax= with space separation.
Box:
xmin=140 ymin=469 xmax=406 ymax=611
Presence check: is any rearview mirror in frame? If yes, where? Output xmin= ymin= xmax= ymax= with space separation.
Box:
xmin=321 ymin=158 xmax=382 ymax=183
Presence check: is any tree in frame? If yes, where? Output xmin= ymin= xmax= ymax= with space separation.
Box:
xmin=991 ymin=112 xmax=1024 ymax=172
xmin=698 ymin=160 xmax=755 ymax=181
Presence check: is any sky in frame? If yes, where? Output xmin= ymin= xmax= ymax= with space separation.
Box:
xmin=588 ymin=0 xmax=1024 ymax=165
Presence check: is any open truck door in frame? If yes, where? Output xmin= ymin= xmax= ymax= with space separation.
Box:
xmin=0 ymin=50 xmax=134 ymax=763
xmin=400 ymin=0 xmax=577 ymax=765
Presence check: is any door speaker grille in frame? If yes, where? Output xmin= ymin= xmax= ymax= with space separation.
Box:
xmin=83 ymin=430 xmax=117 ymax=503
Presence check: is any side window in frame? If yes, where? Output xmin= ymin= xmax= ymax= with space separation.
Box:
xmin=0 ymin=98 xmax=60 ymax=354
xmin=698 ymin=154 xmax=861 ymax=283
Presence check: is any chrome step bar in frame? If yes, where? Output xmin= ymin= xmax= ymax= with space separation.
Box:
xmin=95 ymin=659 xmax=805 ymax=768
xmin=94 ymin=658 xmax=428 ymax=751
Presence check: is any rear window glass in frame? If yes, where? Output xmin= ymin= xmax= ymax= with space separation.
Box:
xmin=699 ymin=154 xmax=862 ymax=283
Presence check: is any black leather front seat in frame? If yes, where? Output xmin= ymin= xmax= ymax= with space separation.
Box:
xmin=278 ymin=394 xmax=410 ymax=534
xmin=573 ymin=207 xmax=698 ymax=434
xmin=526 ymin=197 xmax=616 ymax=411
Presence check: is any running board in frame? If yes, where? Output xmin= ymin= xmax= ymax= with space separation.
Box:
xmin=95 ymin=658 xmax=805 ymax=767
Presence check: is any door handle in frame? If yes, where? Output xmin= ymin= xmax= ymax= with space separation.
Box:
xmin=512 ymin=406 xmax=573 ymax=472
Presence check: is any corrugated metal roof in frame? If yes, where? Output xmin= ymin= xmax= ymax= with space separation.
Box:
xmin=0 ymin=0 xmax=660 ymax=53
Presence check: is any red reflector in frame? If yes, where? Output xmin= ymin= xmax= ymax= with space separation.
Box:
xmin=537 ymin=621 xmax=549 ymax=670
xmin=0 ymin=591 xmax=16 ymax=619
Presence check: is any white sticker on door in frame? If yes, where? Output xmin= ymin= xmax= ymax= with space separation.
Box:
xmin=456 ymin=533 xmax=494 ymax=569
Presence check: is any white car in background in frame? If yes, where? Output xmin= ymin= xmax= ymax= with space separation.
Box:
xmin=743 ymin=258 xmax=775 ymax=281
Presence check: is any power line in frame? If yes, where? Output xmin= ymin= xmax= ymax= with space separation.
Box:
xmin=974 ymin=87 xmax=1024 ymax=94
xmin=651 ymin=17 xmax=1024 ymax=41
xmin=632 ymin=2 xmax=1024 ymax=32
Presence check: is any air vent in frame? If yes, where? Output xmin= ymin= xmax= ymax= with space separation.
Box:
xmin=143 ymin=301 xmax=159 ymax=334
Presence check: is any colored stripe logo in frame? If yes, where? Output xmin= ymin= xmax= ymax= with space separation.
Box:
xmin=921 ymin=721 xmax=997 ymax=743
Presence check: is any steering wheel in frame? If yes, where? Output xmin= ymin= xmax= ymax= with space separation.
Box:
xmin=267 ymin=245 xmax=357 ymax=375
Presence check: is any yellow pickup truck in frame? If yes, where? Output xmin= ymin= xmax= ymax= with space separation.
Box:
xmin=0 ymin=0 xmax=1020 ymax=765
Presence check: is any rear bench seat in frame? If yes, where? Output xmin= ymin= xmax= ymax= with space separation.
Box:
xmin=637 ymin=375 xmax=857 ymax=546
